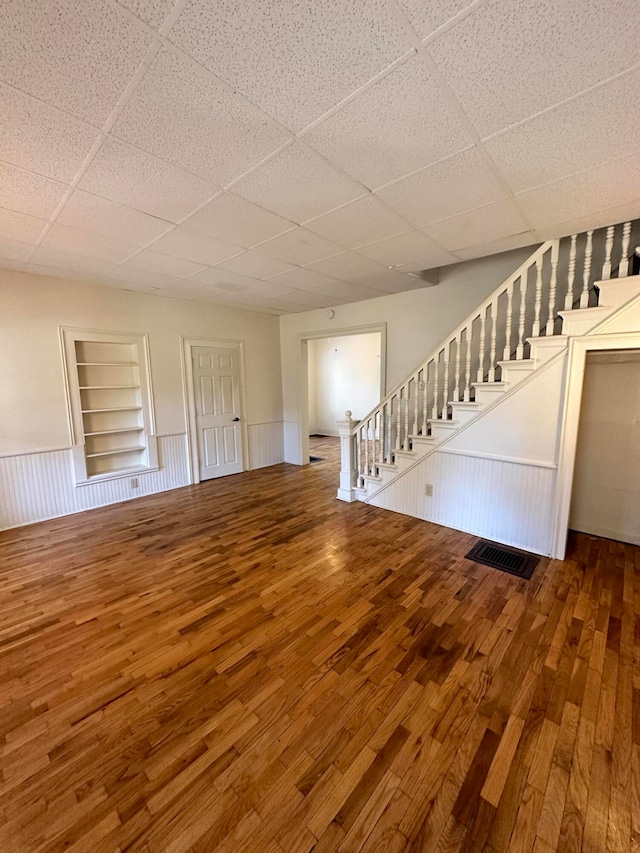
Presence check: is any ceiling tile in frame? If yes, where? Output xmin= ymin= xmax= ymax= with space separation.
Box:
xmin=453 ymin=232 xmax=539 ymax=260
xmin=309 ymin=279 xmax=384 ymax=301
xmin=256 ymin=227 xmax=346 ymax=266
xmin=107 ymin=265 xmax=178 ymax=288
xmin=0 ymin=85 xmax=101 ymax=183
xmin=29 ymin=245 xmax=117 ymax=277
xmin=274 ymin=289 xmax=336 ymax=309
xmin=304 ymin=55 xmax=474 ymax=188
xmin=57 ymin=190 xmax=172 ymax=246
xmin=484 ymin=68 xmax=640 ymax=193
xmin=0 ymin=0 xmax=152 ymax=125
xmin=149 ymin=226 xmax=243 ymax=266
xmin=189 ymin=267 xmax=260 ymax=291
xmin=515 ymin=152 xmax=640 ymax=228
xmin=304 ymin=251 xmax=386 ymax=280
xmin=125 ymin=248 xmax=206 ymax=278
xmin=78 ymin=137 xmax=217 ymax=222
xmin=216 ymin=251 xmax=295 ymax=280
xmin=377 ymin=147 xmax=506 ymax=227
xmin=185 ymin=193 xmax=294 ymax=247
xmin=232 ymin=142 xmax=364 ymax=223
xmin=305 ymin=195 xmax=411 ymax=249
xmin=0 ymin=208 xmax=46 ymax=243
xmin=244 ymin=280 xmax=299 ymax=299
xmin=396 ymin=0 xmax=478 ymax=40
xmin=269 ymin=268 xmax=341 ymax=291
xmin=0 ymin=237 xmax=33 ymax=264
xmin=116 ymin=0 xmax=175 ymax=30
xmin=168 ymin=0 xmax=412 ymax=131
xmin=395 ymin=251 xmax=460 ymax=272
xmin=349 ymin=268 xmax=418 ymax=293
xmin=428 ymin=0 xmax=640 ymax=137
xmin=424 ymin=199 xmax=530 ymax=251
xmin=40 ymin=222 xmax=139 ymax=264
xmin=0 ymin=163 xmax=68 ymax=219
xmin=357 ymin=229 xmax=444 ymax=266
xmin=535 ymin=200 xmax=640 ymax=242
xmin=112 ymin=47 xmax=291 ymax=186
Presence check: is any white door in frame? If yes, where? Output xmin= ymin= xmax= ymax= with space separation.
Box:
xmin=192 ymin=345 xmax=243 ymax=480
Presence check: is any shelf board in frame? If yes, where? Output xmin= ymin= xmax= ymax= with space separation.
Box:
xmin=79 ymin=385 xmax=140 ymax=390
xmin=81 ymin=406 xmax=143 ymax=413
xmin=76 ymin=362 xmax=138 ymax=366
xmin=85 ymin=446 xmax=145 ymax=458
xmin=84 ymin=427 xmax=144 ymax=437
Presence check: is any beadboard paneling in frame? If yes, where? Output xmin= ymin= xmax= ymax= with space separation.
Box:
xmin=368 ymin=450 xmax=556 ymax=556
xmin=248 ymin=422 xmax=284 ymax=470
xmin=0 ymin=434 xmax=189 ymax=530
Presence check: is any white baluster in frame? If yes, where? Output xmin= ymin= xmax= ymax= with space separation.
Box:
xmin=517 ymin=270 xmax=528 ymax=359
xmin=564 ymin=234 xmax=578 ymax=310
xmin=395 ymin=390 xmax=401 ymax=451
xmin=532 ymin=255 xmax=543 ymax=337
xmin=432 ymin=352 xmax=440 ymax=420
xmin=503 ymin=283 xmax=514 ymax=360
xmin=381 ymin=403 xmax=387 ymax=464
xmin=488 ymin=302 xmax=497 ymax=381
xmin=441 ymin=347 xmax=450 ymax=419
xmin=453 ymin=333 xmax=462 ymax=402
xmin=464 ymin=327 xmax=472 ymax=402
xmin=546 ymin=243 xmax=559 ymax=336
xmin=403 ymin=385 xmax=410 ymax=450
xmin=602 ymin=225 xmax=614 ymax=280
xmin=364 ymin=420 xmax=370 ymax=476
xmin=619 ymin=221 xmax=631 ymax=277
xmin=580 ymin=230 xmax=593 ymax=308
xmin=421 ymin=368 xmax=429 ymax=435
xmin=477 ymin=308 xmax=487 ymax=381
xmin=413 ymin=375 xmax=419 ymax=437
xmin=356 ymin=428 xmax=363 ymax=486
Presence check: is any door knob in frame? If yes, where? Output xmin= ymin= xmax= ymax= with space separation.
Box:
xmin=232 ymin=417 xmax=240 ymax=422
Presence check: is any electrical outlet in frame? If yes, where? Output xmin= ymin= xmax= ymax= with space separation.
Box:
xmin=130 ymin=478 xmax=139 ymax=489
xmin=425 ymin=484 xmax=433 ymax=497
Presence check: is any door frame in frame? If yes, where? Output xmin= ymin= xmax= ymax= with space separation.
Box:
xmin=552 ymin=330 xmax=640 ymax=559
xmin=297 ymin=323 xmax=387 ymax=467
xmin=180 ymin=336 xmax=249 ymax=485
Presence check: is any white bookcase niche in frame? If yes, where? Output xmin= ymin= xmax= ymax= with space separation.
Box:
xmin=61 ymin=329 xmax=158 ymax=485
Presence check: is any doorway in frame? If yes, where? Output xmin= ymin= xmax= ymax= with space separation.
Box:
xmin=569 ymin=350 xmax=640 ymax=545
xmin=182 ymin=338 xmax=247 ymax=483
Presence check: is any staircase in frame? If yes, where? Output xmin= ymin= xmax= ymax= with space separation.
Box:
xmin=337 ymin=218 xmax=640 ymax=550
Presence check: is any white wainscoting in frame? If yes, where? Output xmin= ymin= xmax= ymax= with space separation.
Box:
xmin=368 ymin=449 xmax=557 ymax=556
xmin=0 ymin=433 xmax=189 ymax=531
xmin=248 ymin=422 xmax=284 ymax=470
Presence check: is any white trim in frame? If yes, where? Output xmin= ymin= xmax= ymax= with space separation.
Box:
xmin=552 ymin=331 xmax=640 ymax=559
xmin=180 ymin=336 xmax=248 ymax=484
xmin=296 ymin=322 xmax=387 ymax=467
xmin=437 ymin=446 xmax=558 ymax=469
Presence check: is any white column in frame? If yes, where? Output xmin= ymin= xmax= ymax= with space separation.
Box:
xmin=336 ymin=411 xmax=358 ymax=502
xmin=619 ymin=221 xmax=631 ymax=277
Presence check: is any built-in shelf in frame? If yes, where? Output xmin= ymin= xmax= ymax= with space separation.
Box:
xmin=81 ymin=406 xmax=143 ymax=413
xmin=62 ymin=330 xmax=157 ymax=485
xmin=85 ymin=446 xmax=145 ymax=458
xmin=83 ymin=427 xmax=145 ymax=436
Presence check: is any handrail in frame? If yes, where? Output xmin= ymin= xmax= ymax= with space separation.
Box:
xmin=350 ymin=240 xmax=556 ymax=435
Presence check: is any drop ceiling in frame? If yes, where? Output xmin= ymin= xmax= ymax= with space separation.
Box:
xmin=1 ymin=0 xmax=639 ymax=314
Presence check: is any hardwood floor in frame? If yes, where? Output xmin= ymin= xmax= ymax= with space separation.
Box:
xmin=0 ymin=435 xmax=638 ymax=852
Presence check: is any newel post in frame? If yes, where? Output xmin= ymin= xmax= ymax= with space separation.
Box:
xmin=336 ymin=410 xmax=357 ymax=502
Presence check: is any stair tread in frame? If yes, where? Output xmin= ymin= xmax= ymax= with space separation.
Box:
xmin=449 ymin=401 xmax=481 ymax=408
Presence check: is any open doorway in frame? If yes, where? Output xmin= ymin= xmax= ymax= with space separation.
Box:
xmin=569 ymin=350 xmax=640 ymax=545
xmin=298 ymin=325 xmax=386 ymax=467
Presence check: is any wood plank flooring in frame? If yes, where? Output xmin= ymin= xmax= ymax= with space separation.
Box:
xmin=0 ymin=436 xmax=638 ymax=852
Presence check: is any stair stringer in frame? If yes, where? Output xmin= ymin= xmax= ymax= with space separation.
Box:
xmin=362 ymin=350 xmax=568 ymax=555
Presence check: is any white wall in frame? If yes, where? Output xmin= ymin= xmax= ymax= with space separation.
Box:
xmin=280 ymin=246 xmax=536 ymax=463
xmin=0 ymin=270 xmax=284 ymax=529
xmin=308 ymin=332 xmax=381 ymax=435
xmin=569 ymin=352 xmax=640 ymax=545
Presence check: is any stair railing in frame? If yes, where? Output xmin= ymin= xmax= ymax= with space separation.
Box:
xmin=336 ymin=219 xmax=637 ymax=501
